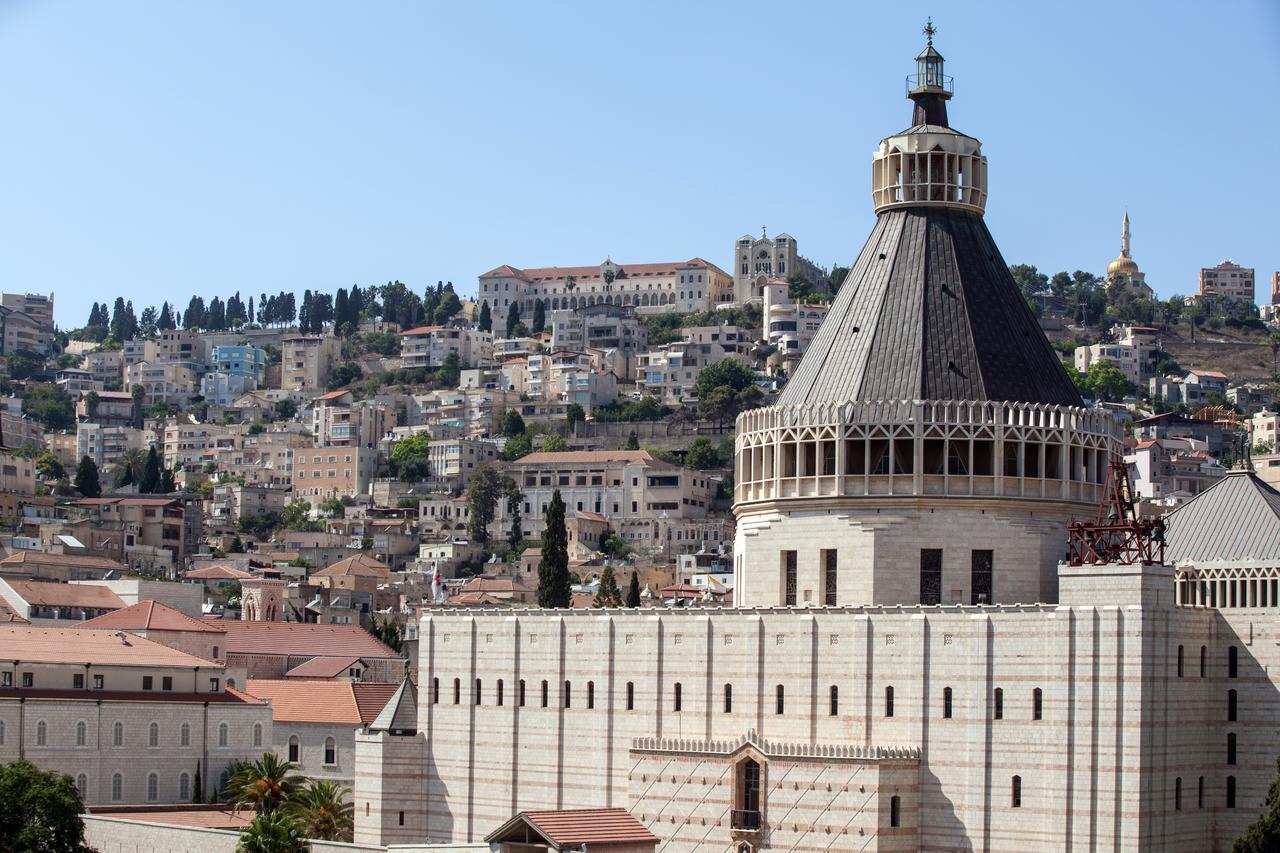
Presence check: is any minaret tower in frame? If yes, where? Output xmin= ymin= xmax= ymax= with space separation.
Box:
xmin=1107 ymin=210 xmax=1147 ymax=293
xmin=1121 ymin=211 xmax=1132 ymax=259
xmin=732 ymin=25 xmax=1122 ymax=608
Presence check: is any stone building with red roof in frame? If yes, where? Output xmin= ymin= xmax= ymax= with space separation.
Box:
xmin=0 ymin=626 xmax=270 ymax=807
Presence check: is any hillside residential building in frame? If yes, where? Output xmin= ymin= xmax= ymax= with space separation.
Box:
xmin=399 ymin=326 xmax=493 ymax=370
xmin=210 ymin=345 xmax=267 ymax=381
xmin=0 ymin=293 xmax=55 ymax=355
xmin=200 ymin=371 xmax=258 ymax=406
xmin=1074 ymin=325 xmax=1160 ymax=388
xmin=281 ymin=335 xmax=341 ymax=391
xmin=478 ymin=257 xmax=734 ymax=319
xmin=732 ymin=230 xmax=829 ymax=303
xmin=125 ymin=361 xmax=199 ymax=405
xmin=757 ymin=277 xmax=828 ymax=368
xmin=60 ymin=497 xmax=187 ymax=570
xmin=84 ymin=349 xmax=125 ymax=386
xmin=500 ymin=450 xmax=716 ymax=548
xmin=637 ymin=327 xmax=754 ymax=403
xmin=313 ymin=392 xmax=394 ymax=448
xmin=424 ymin=437 xmax=501 ymax=486
xmin=76 ymin=423 xmax=145 ymax=472
xmin=208 ymin=482 xmax=291 ymax=525
xmin=1126 ymin=437 xmax=1226 ymax=501
xmin=1198 ymin=260 xmax=1255 ymax=303
xmin=0 ymin=625 xmax=270 ymax=806
xmin=548 ymin=304 xmax=647 ymax=381
xmin=0 ymin=447 xmax=37 ymax=496
xmin=290 ymin=444 xmax=378 ymax=507
xmin=523 ymin=350 xmax=618 ymax=408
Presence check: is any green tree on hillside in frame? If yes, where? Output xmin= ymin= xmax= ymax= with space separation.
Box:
xmin=0 ymin=760 xmax=92 ymax=853
xmin=538 ymin=489 xmax=571 ymax=608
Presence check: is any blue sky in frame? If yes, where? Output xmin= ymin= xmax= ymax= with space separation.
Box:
xmin=2 ymin=1 xmax=1277 ymax=328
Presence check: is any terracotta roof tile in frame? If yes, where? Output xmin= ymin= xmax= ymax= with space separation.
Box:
xmin=0 ymin=551 xmax=125 ymax=571
xmin=284 ymin=655 xmax=364 ymax=678
xmin=79 ymin=600 xmax=226 ymax=634
xmin=85 ymin=805 xmax=253 ymax=829
xmin=245 ymin=678 xmax=396 ymax=724
xmin=1 ymin=580 xmax=124 ymax=610
xmin=185 ymin=565 xmax=255 ymax=580
xmin=314 ymin=553 xmax=390 ymax=579
xmin=202 ymin=619 xmax=401 ymax=659
xmin=489 ymin=808 xmax=657 ymax=847
xmin=0 ymin=626 xmax=220 ymax=668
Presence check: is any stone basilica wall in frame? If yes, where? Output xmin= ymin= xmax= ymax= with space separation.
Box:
xmin=733 ymin=501 xmax=1073 ymax=607
xmin=359 ymin=566 xmax=1280 ymax=852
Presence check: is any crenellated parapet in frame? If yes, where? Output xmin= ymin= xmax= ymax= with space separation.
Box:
xmin=631 ymin=730 xmax=920 ymax=762
xmin=734 ymin=399 xmax=1121 ymax=509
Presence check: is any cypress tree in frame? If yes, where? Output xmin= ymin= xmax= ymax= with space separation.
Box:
xmin=537 ymin=490 xmax=570 ymax=608
xmin=74 ymin=456 xmax=101 ymax=498
xmin=478 ymin=301 xmax=492 ymax=333
xmin=505 ymin=302 xmax=521 ymax=338
xmin=139 ymin=446 xmax=160 ymax=494
xmin=626 ymin=570 xmax=641 ymax=607
xmin=594 ymin=564 xmax=621 ymax=608
xmin=532 ymin=299 xmax=546 ymax=335
xmin=192 ymin=760 xmax=202 ymax=803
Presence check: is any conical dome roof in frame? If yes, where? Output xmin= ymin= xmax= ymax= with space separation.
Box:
xmin=778 ymin=207 xmax=1082 ymax=407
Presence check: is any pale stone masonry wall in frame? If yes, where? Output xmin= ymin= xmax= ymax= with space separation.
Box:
xmin=83 ymin=816 xmax=486 ymax=853
xmin=0 ymin=697 xmax=271 ymax=805
xmin=372 ymin=581 xmax=1275 ymax=852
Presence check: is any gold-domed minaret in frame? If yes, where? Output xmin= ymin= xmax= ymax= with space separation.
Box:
xmin=1107 ymin=211 xmax=1152 ymax=297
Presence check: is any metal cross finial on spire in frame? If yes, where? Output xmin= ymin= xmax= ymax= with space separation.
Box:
xmin=761 ymin=225 xmax=767 ymax=239
xmin=923 ymin=17 xmax=936 ymax=46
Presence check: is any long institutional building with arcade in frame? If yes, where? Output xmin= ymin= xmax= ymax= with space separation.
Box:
xmin=352 ymin=31 xmax=1280 ymax=852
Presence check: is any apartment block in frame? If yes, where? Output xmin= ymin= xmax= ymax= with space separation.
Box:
xmin=1198 ymin=260 xmax=1256 ymax=303
xmin=281 ymin=335 xmax=341 ymax=391
xmin=399 ymin=326 xmax=493 ymax=370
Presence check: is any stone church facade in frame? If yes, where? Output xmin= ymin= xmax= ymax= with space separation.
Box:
xmin=353 ymin=30 xmax=1278 ymax=852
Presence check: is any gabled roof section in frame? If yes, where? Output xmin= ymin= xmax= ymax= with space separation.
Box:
xmin=79 ymin=600 xmax=226 ymax=633
xmin=2 ymin=580 xmax=124 ymax=610
xmin=485 ymin=807 xmax=657 ymax=848
xmin=185 ymin=565 xmax=255 ymax=580
xmin=367 ymin=677 xmax=417 ymax=734
xmin=314 ymin=553 xmax=391 ymax=579
xmin=201 ymin=619 xmax=401 ymax=659
xmin=284 ymin=655 xmax=365 ymax=679
xmin=2 ymin=626 xmax=218 ymax=668
xmin=1164 ymin=470 xmax=1280 ymax=563
xmin=777 ymin=207 xmax=1082 ymax=407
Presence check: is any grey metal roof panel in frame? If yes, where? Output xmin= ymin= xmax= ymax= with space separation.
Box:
xmin=368 ymin=677 xmax=417 ymax=734
xmin=1164 ymin=471 xmax=1280 ymax=563
xmin=778 ymin=208 xmax=1082 ymax=407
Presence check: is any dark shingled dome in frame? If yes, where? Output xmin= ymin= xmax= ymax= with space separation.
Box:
xmin=778 ymin=206 xmax=1083 ymax=407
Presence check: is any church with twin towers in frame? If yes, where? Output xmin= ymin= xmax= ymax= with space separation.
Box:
xmin=353 ymin=26 xmax=1280 ymax=852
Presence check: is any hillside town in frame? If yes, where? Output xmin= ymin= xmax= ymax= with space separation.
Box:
xmin=6 ymin=10 xmax=1280 ymax=853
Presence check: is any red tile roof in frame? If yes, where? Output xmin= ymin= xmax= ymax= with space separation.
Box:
xmin=0 ymin=687 xmax=263 ymax=705
xmin=0 ymin=626 xmax=220 ymax=668
xmin=244 ymin=679 xmax=397 ymax=724
xmin=481 ymin=258 xmax=728 ymax=284
xmin=400 ymin=325 xmax=443 ymax=336
xmin=85 ymin=805 xmax=253 ymax=829
xmin=0 ymin=551 xmax=125 ymax=571
xmin=79 ymin=600 xmax=226 ymax=634
xmin=487 ymin=808 xmax=658 ymax=848
xmin=284 ymin=655 xmax=365 ymax=678
xmin=1 ymin=579 xmax=124 ymax=610
xmin=314 ymin=553 xmax=390 ymax=579
xmin=202 ymin=619 xmax=401 ymax=659
xmin=185 ymin=565 xmax=255 ymax=580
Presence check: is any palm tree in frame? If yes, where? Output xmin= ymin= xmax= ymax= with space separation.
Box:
xmin=236 ymin=811 xmax=307 ymax=853
xmin=113 ymin=447 xmax=144 ymax=488
xmin=286 ymin=780 xmax=354 ymax=842
xmin=227 ymin=753 xmax=302 ymax=816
